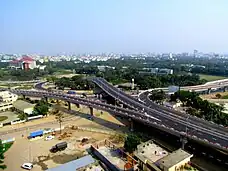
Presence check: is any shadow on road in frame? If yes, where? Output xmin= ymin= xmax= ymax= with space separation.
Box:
xmin=57 ymin=107 xmax=129 ymax=132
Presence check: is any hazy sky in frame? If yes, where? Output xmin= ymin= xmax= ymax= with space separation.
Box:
xmin=1 ymin=0 xmax=228 ymax=54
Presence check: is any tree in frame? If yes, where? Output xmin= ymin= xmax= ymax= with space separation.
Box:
xmin=33 ymin=100 xmax=49 ymax=116
xmin=55 ymin=112 xmax=64 ymax=134
xmin=215 ymin=93 xmax=222 ymax=99
xmin=18 ymin=113 xmax=28 ymax=121
xmin=149 ymin=90 xmax=166 ymax=104
xmin=0 ymin=140 xmax=6 ymax=170
xmin=124 ymin=134 xmax=141 ymax=153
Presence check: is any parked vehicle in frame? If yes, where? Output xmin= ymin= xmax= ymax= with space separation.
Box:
xmin=21 ymin=163 xmax=33 ymax=170
xmin=27 ymin=130 xmax=43 ymax=139
xmin=45 ymin=135 xmax=55 ymax=141
xmin=67 ymin=91 xmax=76 ymax=94
xmin=50 ymin=142 xmax=67 ymax=153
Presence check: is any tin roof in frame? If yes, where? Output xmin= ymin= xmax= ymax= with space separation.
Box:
xmin=45 ymin=155 xmax=95 ymax=171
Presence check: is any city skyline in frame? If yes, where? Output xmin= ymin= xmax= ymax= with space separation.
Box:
xmin=1 ymin=0 xmax=228 ymax=54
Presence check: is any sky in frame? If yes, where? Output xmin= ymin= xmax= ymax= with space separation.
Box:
xmin=1 ymin=0 xmax=228 ymax=55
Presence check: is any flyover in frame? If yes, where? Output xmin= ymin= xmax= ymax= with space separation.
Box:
xmin=92 ymin=78 xmax=228 ymax=152
xmin=3 ymin=78 xmax=228 ymax=153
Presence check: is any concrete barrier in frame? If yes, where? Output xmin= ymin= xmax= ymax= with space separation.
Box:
xmin=27 ymin=115 xmax=43 ymax=121
xmin=11 ymin=120 xmax=26 ymax=125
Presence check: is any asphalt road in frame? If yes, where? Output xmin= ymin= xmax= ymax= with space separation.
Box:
xmin=93 ymin=78 xmax=228 ymax=150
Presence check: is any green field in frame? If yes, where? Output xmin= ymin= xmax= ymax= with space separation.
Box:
xmin=199 ymin=74 xmax=227 ymax=81
xmin=0 ymin=116 xmax=8 ymax=122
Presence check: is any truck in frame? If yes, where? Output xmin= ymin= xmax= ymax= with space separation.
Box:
xmin=28 ymin=130 xmax=43 ymax=139
xmin=50 ymin=142 xmax=67 ymax=153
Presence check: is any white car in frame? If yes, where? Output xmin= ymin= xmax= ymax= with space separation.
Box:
xmin=21 ymin=163 xmax=33 ymax=170
xmin=45 ymin=135 xmax=55 ymax=141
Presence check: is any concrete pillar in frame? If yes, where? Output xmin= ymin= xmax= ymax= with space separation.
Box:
xmin=223 ymin=87 xmax=227 ymax=92
xmin=207 ymin=88 xmax=211 ymax=94
xmin=75 ymin=103 xmax=80 ymax=108
xmin=129 ymin=118 xmax=134 ymax=131
xmin=67 ymin=101 xmax=71 ymax=110
xmin=22 ymin=94 xmax=26 ymax=99
xmin=89 ymin=107 xmax=93 ymax=116
xmin=44 ymin=96 xmax=48 ymax=103
xmin=180 ymin=136 xmax=188 ymax=150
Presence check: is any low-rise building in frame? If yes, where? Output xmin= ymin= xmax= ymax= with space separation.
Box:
xmin=46 ymin=155 xmax=95 ymax=171
xmin=0 ymin=91 xmax=18 ymax=111
xmin=13 ymin=100 xmax=35 ymax=115
xmin=134 ymin=140 xmax=193 ymax=171
xmin=157 ymin=149 xmax=193 ymax=171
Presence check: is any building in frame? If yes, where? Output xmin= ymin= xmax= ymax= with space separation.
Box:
xmin=158 ymin=69 xmax=173 ymax=75
xmin=13 ymin=100 xmax=35 ymax=115
xmin=91 ymin=139 xmax=138 ymax=171
xmin=134 ymin=140 xmax=193 ymax=171
xmin=9 ymin=55 xmax=36 ymax=70
xmin=157 ymin=149 xmax=193 ymax=171
xmin=140 ymin=68 xmax=173 ymax=75
xmin=46 ymin=155 xmax=95 ymax=171
xmin=0 ymin=91 xmax=18 ymax=111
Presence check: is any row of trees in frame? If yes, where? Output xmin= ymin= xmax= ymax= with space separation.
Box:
xmin=171 ymin=91 xmax=228 ymax=126
xmin=54 ymin=75 xmax=94 ymax=90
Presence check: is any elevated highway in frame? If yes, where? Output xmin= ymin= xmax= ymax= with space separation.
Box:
xmin=3 ymin=78 xmax=228 ymax=153
xmin=92 ymin=78 xmax=228 ymax=152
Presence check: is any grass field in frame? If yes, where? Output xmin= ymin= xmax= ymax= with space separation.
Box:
xmin=199 ymin=74 xmax=227 ymax=81
xmin=0 ymin=116 xmax=8 ymax=122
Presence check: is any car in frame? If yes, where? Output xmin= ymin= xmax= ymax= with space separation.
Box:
xmin=21 ymin=163 xmax=33 ymax=170
xmin=45 ymin=135 xmax=55 ymax=141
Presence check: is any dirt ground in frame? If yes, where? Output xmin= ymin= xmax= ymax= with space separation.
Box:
xmin=3 ymin=105 xmax=129 ymax=171
xmin=200 ymin=92 xmax=228 ymax=99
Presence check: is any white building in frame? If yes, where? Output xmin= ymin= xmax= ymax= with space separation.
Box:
xmin=0 ymin=91 xmax=18 ymax=111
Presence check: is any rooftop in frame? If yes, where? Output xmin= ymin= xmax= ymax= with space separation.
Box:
xmin=13 ymin=100 xmax=35 ymax=111
xmin=46 ymin=155 xmax=95 ymax=171
xmin=157 ymin=149 xmax=193 ymax=168
xmin=135 ymin=140 xmax=168 ymax=163
xmin=96 ymin=146 xmax=126 ymax=170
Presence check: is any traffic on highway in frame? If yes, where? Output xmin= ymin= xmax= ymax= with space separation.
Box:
xmin=5 ymin=78 xmax=228 ymax=153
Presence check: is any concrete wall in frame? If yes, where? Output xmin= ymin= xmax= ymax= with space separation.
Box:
xmin=90 ymin=145 xmax=120 ymax=171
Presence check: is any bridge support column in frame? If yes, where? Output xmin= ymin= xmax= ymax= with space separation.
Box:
xmin=180 ymin=136 xmax=188 ymax=150
xmin=223 ymin=86 xmax=228 ymax=92
xmin=44 ymin=96 xmax=48 ymax=103
xmin=207 ymin=88 xmax=211 ymax=94
xmin=89 ymin=107 xmax=93 ymax=116
xmin=67 ymin=101 xmax=71 ymax=110
xmin=129 ymin=118 xmax=134 ymax=132
xmin=75 ymin=103 xmax=80 ymax=108
xmin=22 ymin=94 xmax=26 ymax=99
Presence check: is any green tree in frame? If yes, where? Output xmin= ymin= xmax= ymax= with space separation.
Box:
xmin=0 ymin=140 xmax=6 ymax=170
xmin=33 ymin=100 xmax=49 ymax=116
xmin=18 ymin=113 xmax=28 ymax=121
xmin=149 ymin=90 xmax=166 ymax=104
xmin=124 ymin=134 xmax=141 ymax=153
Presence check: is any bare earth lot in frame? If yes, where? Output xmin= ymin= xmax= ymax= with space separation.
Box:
xmin=3 ymin=105 xmax=129 ymax=171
